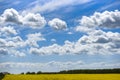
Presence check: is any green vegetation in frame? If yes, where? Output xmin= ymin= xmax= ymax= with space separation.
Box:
xmin=0 ymin=73 xmax=5 ymax=80
xmin=24 ymin=68 xmax=120 ymax=74
xmin=59 ymin=68 xmax=120 ymax=74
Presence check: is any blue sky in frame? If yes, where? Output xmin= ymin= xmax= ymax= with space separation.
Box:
xmin=0 ymin=0 xmax=120 ymax=74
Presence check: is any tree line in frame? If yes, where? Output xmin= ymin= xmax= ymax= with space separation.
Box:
xmin=59 ymin=68 xmax=120 ymax=74
xmin=23 ymin=68 xmax=120 ymax=74
xmin=0 ymin=68 xmax=120 ymax=77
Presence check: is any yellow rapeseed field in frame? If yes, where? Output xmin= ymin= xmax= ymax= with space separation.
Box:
xmin=2 ymin=74 xmax=120 ymax=80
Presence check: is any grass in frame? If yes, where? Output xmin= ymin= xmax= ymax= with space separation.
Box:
xmin=2 ymin=74 xmax=120 ymax=80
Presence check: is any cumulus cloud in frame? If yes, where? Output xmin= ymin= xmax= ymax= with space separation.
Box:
xmin=10 ymin=50 xmax=26 ymax=57
xmin=1 ymin=35 xmax=25 ymax=48
xmin=0 ymin=26 xmax=17 ymax=36
xmin=30 ymin=30 xmax=120 ymax=55
xmin=0 ymin=29 xmax=45 ymax=57
xmin=0 ymin=8 xmax=120 ymax=57
xmin=0 ymin=61 xmax=120 ymax=73
xmin=0 ymin=31 xmax=46 ymax=57
xmin=0 ymin=44 xmax=26 ymax=57
xmin=1 ymin=8 xmax=22 ymax=24
xmin=48 ymin=18 xmax=67 ymax=30
xmin=0 ymin=48 xmax=8 ymax=55
xmin=75 ymin=10 xmax=120 ymax=55
xmin=26 ymin=33 xmax=46 ymax=47
xmin=75 ymin=26 xmax=94 ymax=33
xmin=5 ymin=32 xmax=45 ymax=48
xmin=80 ymin=10 xmax=120 ymax=28
xmin=23 ymin=13 xmax=46 ymax=28
xmin=0 ymin=8 xmax=46 ymax=28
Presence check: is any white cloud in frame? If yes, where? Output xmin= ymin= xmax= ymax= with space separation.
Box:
xmin=12 ymin=36 xmax=23 ymax=42
xmin=0 ymin=48 xmax=8 ymax=55
xmin=0 ymin=29 xmax=46 ymax=57
xmin=27 ymin=0 xmax=92 ymax=13
xmin=3 ymin=36 xmax=25 ymax=48
xmin=48 ymin=18 xmax=67 ymax=30
xmin=0 ymin=61 xmax=120 ymax=73
xmin=75 ymin=10 xmax=120 ymax=55
xmin=23 ymin=13 xmax=46 ymax=28
xmin=0 ymin=26 xmax=17 ymax=36
xmin=0 ymin=61 xmax=83 ymax=73
xmin=0 ymin=41 xmax=26 ymax=57
xmin=1 ymin=8 xmax=22 ymax=24
xmin=0 ymin=16 xmax=4 ymax=24
xmin=0 ymin=39 xmax=6 ymax=47
xmin=0 ymin=8 xmax=46 ymax=29
xmin=26 ymin=33 xmax=46 ymax=47
xmin=75 ymin=26 xmax=94 ymax=33
xmin=0 ymin=8 xmax=120 ymax=58
xmin=10 ymin=50 xmax=26 ymax=57
xmin=29 ymin=44 xmax=61 ymax=55
xmin=30 ymin=30 xmax=120 ymax=55
xmin=80 ymin=10 xmax=120 ymax=28
xmin=5 ymin=32 xmax=45 ymax=48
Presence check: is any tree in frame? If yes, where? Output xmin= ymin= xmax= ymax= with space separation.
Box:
xmin=26 ymin=72 xmax=35 ymax=74
xmin=0 ymin=72 xmax=5 ymax=80
xmin=21 ymin=72 xmax=24 ymax=74
xmin=37 ymin=71 xmax=42 ymax=74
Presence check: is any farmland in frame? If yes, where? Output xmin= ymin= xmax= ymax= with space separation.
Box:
xmin=2 ymin=74 xmax=120 ymax=80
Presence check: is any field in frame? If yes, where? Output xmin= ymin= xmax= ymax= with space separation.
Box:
xmin=2 ymin=74 xmax=120 ymax=80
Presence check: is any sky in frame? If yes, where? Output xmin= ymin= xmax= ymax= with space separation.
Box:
xmin=0 ymin=0 xmax=120 ymax=74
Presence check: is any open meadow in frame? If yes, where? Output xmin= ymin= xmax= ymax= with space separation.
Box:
xmin=2 ymin=74 xmax=120 ymax=80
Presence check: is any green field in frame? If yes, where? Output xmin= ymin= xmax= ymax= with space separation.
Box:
xmin=2 ymin=74 xmax=120 ymax=80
